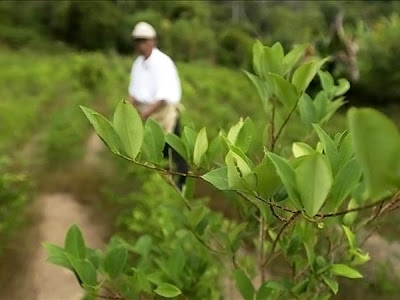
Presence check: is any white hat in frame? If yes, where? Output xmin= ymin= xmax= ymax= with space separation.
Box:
xmin=132 ymin=22 xmax=156 ymax=39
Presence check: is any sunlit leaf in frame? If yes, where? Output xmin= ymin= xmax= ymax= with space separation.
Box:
xmin=296 ymin=153 xmax=333 ymax=216
xmin=113 ymin=100 xmax=143 ymax=159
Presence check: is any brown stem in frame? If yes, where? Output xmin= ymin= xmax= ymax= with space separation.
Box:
xmin=263 ymin=212 xmax=300 ymax=267
xmin=117 ymin=153 xmax=199 ymax=178
xmin=270 ymin=97 xmax=276 ymax=150
xmin=272 ymin=99 xmax=300 ymax=151
xmin=259 ymin=215 xmax=266 ymax=284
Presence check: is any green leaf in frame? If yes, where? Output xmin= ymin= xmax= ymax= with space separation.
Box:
xmin=113 ymin=100 xmax=143 ymax=159
xmin=255 ymin=154 xmax=281 ymax=199
xmin=342 ymin=225 xmax=356 ymax=250
xmin=236 ymin=118 xmax=255 ymax=153
xmin=201 ymin=167 xmax=229 ymax=190
xmin=322 ymin=275 xmax=339 ymax=295
xmin=283 ymin=44 xmax=308 ymax=76
xmin=244 ymin=71 xmax=270 ymax=110
xmin=64 ymin=225 xmax=86 ymax=259
xmin=256 ymin=281 xmax=286 ymax=300
xmin=43 ymin=243 xmax=73 ymax=270
xmin=233 ymin=268 xmax=255 ymax=300
xmin=270 ymin=73 xmax=299 ymax=109
xmin=348 ymin=108 xmax=400 ymax=198
xmin=104 ymin=245 xmax=128 ymax=279
xmin=314 ymin=91 xmax=330 ymax=122
xmin=67 ymin=255 xmax=98 ymax=286
xmin=313 ymin=124 xmax=340 ymax=175
xmin=228 ymin=223 xmax=247 ymax=252
xmin=193 ymin=127 xmax=208 ymax=166
xmin=329 ymin=159 xmax=362 ymax=210
xmin=333 ymin=78 xmax=350 ymax=97
xmin=154 ymin=283 xmax=182 ymax=298
xmin=330 ymin=264 xmax=363 ymax=279
xmin=299 ymin=93 xmax=317 ymax=127
xmin=81 ymin=106 xmax=122 ymax=154
xmin=292 ymin=142 xmax=315 ymax=158
xmin=132 ymin=235 xmax=153 ymax=257
xmin=165 ymin=133 xmax=188 ymax=161
xmin=296 ymin=153 xmax=333 ymax=216
xmin=182 ymin=126 xmax=197 ymax=159
xmin=318 ymin=70 xmax=335 ymax=98
xmin=267 ymin=152 xmax=301 ymax=209
xmin=292 ymin=59 xmax=328 ymax=93
xmin=167 ymin=248 xmax=186 ymax=281
xmin=252 ymin=40 xmax=264 ymax=78
xmin=142 ymin=118 xmax=165 ymax=163
xmin=226 ymin=150 xmax=256 ymax=191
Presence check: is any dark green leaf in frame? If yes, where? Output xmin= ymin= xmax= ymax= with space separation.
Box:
xmin=329 ymin=159 xmax=362 ymax=211
xmin=233 ymin=268 xmax=255 ymax=300
xmin=267 ymin=152 xmax=301 ymax=209
xmin=165 ymin=133 xmax=188 ymax=161
xmin=271 ymin=73 xmax=299 ymax=109
xmin=255 ymin=154 xmax=281 ymax=199
xmin=104 ymin=245 xmax=128 ymax=279
xmin=67 ymin=255 xmax=98 ymax=286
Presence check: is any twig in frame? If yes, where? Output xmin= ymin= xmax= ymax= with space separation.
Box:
xmin=93 ymin=294 xmax=125 ymax=300
xmin=272 ymin=99 xmax=300 ymax=151
xmin=191 ymin=230 xmax=225 ymax=255
xmin=259 ymin=215 xmax=266 ymax=283
xmin=116 ymin=153 xmax=199 ymax=178
xmin=270 ymin=205 xmax=289 ymax=223
xmin=316 ymin=197 xmax=391 ymax=218
xmin=270 ymin=97 xmax=276 ymax=150
xmin=263 ymin=212 xmax=300 ymax=267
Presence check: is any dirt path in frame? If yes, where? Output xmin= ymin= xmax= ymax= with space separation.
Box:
xmin=0 ymin=132 xmax=107 ymax=300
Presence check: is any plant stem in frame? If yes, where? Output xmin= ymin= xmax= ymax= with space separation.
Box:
xmin=259 ymin=215 xmax=266 ymax=284
xmin=272 ymin=99 xmax=300 ymax=151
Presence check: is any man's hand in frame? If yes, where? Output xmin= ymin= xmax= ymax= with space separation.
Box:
xmin=141 ymin=100 xmax=166 ymax=120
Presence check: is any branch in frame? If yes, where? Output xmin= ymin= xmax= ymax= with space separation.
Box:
xmin=263 ymin=212 xmax=300 ymax=267
xmin=93 ymin=294 xmax=125 ymax=300
xmin=316 ymin=197 xmax=394 ymax=218
xmin=272 ymin=99 xmax=300 ymax=151
xmin=116 ymin=153 xmax=199 ymax=178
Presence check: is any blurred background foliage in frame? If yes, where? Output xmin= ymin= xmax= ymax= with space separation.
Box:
xmin=1 ymin=0 xmax=400 ymax=105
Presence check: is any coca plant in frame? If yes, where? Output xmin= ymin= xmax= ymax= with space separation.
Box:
xmin=45 ymin=41 xmax=400 ymax=299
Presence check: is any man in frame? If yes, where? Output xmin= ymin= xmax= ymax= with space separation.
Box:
xmin=128 ymin=21 xmax=187 ymax=188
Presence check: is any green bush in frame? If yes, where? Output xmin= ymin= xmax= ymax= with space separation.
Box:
xmin=358 ymin=14 xmax=400 ymax=104
xmin=216 ymin=26 xmax=254 ymax=69
xmin=0 ymin=157 xmax=31 ymax=253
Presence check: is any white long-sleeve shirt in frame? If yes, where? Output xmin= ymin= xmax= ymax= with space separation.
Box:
xmin=128 ymin=48 xmax=181 ymax=105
